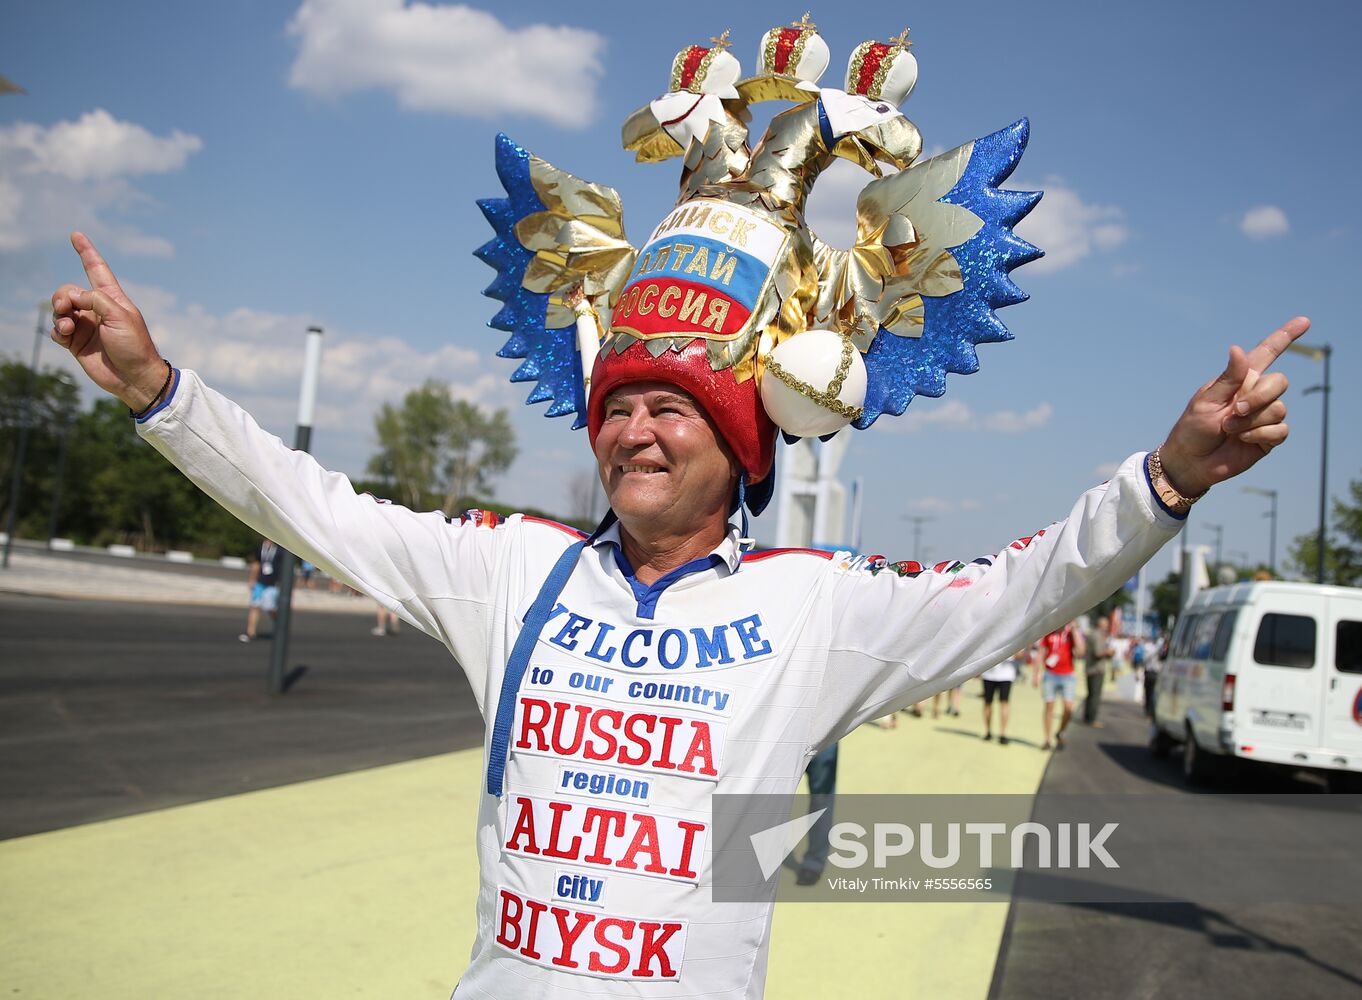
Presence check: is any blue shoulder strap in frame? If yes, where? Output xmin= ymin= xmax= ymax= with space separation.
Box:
xmin=485 ymin=511 xmax=617 ymax=797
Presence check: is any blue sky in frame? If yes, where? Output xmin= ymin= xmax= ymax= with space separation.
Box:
xmin=2 ymin=0 xmax=1357 ymax=586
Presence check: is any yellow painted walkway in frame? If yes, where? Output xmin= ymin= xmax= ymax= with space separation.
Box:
xmin=1 ymin=684 xmax=1052 ymax=999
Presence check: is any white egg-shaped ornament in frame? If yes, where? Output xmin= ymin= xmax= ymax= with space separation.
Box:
xmin=759 ymin=329 xmax=867 ymax=438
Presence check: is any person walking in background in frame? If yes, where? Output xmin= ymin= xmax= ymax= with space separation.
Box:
xmin=372 ymin=601 xmax=401 ymax=637
xmin=1034 ymin=622 xmax=1085 ymax=750
xmin=931 ymin=685 xmax=962 ymax=718
xmin=790 ymin=743 xmax=838 ymax=886
xmin=981 ymin=649 xmax=1026 ymax=745
xmin=1142 ymin=634 xmax=1164 ymax=719
xmin=239 ymin=538 xmax=281 ymax=642
xmin=1083 ymin=614 xmax=1115 ymax=727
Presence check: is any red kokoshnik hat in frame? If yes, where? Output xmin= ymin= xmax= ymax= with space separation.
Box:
xmin=585 ymin=338 xmax=778 ymax=487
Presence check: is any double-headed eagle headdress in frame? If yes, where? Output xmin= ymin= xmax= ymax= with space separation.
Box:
xmin=476 ymin=18 xmax=1042 ymax=514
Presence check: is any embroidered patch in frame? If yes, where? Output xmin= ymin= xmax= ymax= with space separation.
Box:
xmin=1008 ymin=527 xmax=1048 ymax=551
xmin=503 ymin=793 xmax=706 ymax=884
xmin=460 ymin=508 xmax=502 ymax=528
xmin=495 ymin=887 xmax=687 ymax=980
xmin=861 ymin=558 xmax=924 ymax=578
xmin=862 ymin=539 xmax=1044 ymax=577
xmin=512 ymin=694 xmax=724 ymax=781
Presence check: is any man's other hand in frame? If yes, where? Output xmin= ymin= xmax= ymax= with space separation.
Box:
xmin=51 ymin=232 xmax=167 ymax=412
xmin=1157 ymin=316 xmax=1310 ymax=498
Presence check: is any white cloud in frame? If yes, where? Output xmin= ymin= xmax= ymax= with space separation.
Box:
xmin=0 ymin=109 xmax=201 ymax=182
xmin=0 ymin=110 xmax=201 ymax=256
xmin=1240 ymin=205 xmax=1289 ymax=240
xmin=286 ymin=0 xmax=606 ymax=128
xmin=1015 ymin=181 xmax=1129 ymax=273
xmin=108 ymin=232 xmax=176 ymax=258
xmin=893 ymin=398 xmax=1052 ymax=434
xmin=0 ymin=176 xmax=23 ymax=251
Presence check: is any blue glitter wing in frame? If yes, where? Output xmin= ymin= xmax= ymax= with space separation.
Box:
xmin=474 ymin=133 xmax=587 ymax=429
xmin=855 ymin=118 xmax=1043 ymax=429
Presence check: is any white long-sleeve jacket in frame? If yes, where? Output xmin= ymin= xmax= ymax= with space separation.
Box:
xmin=138 ymin=370 xmax=1183 ymax=999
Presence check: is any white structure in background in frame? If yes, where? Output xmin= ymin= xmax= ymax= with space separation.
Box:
xmin=771 ymin=432 xmax=861 ymax=551
xmin=1172 ymin=542 xmax=1213 ymax=603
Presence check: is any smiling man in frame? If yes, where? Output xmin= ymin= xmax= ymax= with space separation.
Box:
xmin=49 ymin=224 xmax=1306 ymax=997
xmin=593 ymin=382 xmax=742 ymax=580
xmin=586 ymin=331 xmax=778 ymax=582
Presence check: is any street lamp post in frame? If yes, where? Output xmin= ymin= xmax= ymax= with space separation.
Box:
xmin=1203 ymin=522 xmax=1224 ymax=576
xmin=268 ymin=325 xmax=325 ymax=695
xmin=1178 ymin=509 xmax=1193 ymax=614
xmin=2 ymin=305 xmax=49 ymax=570
xmin=1288 ymin=340 xmax=1332 ymax=584
xmin=902 ymin=515 xmax=934 ymax=560
xmin=46 ymin=374 xmax=75 ymax=547
xmin=1242 ymin=486 xmax=1278 ymax=576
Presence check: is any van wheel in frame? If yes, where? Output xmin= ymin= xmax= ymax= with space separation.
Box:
xmin=1182 ymin=727 xmax=1218 ymax=786
xmin=1150 ymin=727 xmax=1173 ymax=759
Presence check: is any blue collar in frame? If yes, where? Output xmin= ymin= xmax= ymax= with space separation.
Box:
xmin=592 ymin=523 xmax=743 ymax=620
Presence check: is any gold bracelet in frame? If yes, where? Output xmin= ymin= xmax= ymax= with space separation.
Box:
xmin=1147 ymin=448 xmax=1206 ymax=515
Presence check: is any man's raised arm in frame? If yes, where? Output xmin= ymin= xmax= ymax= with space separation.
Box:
xmin=49 ymin=233 xmax=508 ymax=696
xmin=810 ymin=316 xmax=1308 ymax=742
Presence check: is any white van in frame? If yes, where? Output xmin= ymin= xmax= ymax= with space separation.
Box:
xmin=1151 ymin=580 xmax=1362 ymax=789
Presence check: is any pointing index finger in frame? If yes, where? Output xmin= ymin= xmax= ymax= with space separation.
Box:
xmin=1245 ymin=316 xmax=1311 ymax=374
xmin=70 ymin=231 xmax=128 ymax=302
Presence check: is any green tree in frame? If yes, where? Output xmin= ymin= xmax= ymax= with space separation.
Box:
xmin=62 ymin=398 xmax=201 ymax=549
xmin=367 ymin=382 xmax=517 ymax=514
xmin=1152 ymin=570 xmax=1182 ymax=624
xmin=441 ymin=400 xmax=517 ymax=514
xmin=35 ymin=398 xmax=254 ymax=556
xmin=1287 ymin=475 xmax=1362 ymax=586
xmin=0 ymin=359 xmax=81 ymax=539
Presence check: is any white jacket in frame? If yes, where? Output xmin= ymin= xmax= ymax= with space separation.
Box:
xmin=139 ymin=370 xmax=1182 ymax=999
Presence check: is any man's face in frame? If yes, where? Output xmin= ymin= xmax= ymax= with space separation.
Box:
xmin=594 ymin=382 xmax=741 ymax=531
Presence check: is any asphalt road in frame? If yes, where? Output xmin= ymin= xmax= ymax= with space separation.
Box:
xmin=0 ymin=591 xmax=484 ymax=840
xmin=989 ymin=701 xmax=1362 ymax=1000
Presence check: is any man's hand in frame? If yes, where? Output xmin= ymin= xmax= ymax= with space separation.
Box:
xmin=1157 ymin=317 xmax=1310 ymax=498
xmin=50 ymin=232 xmax=167 ymax=412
